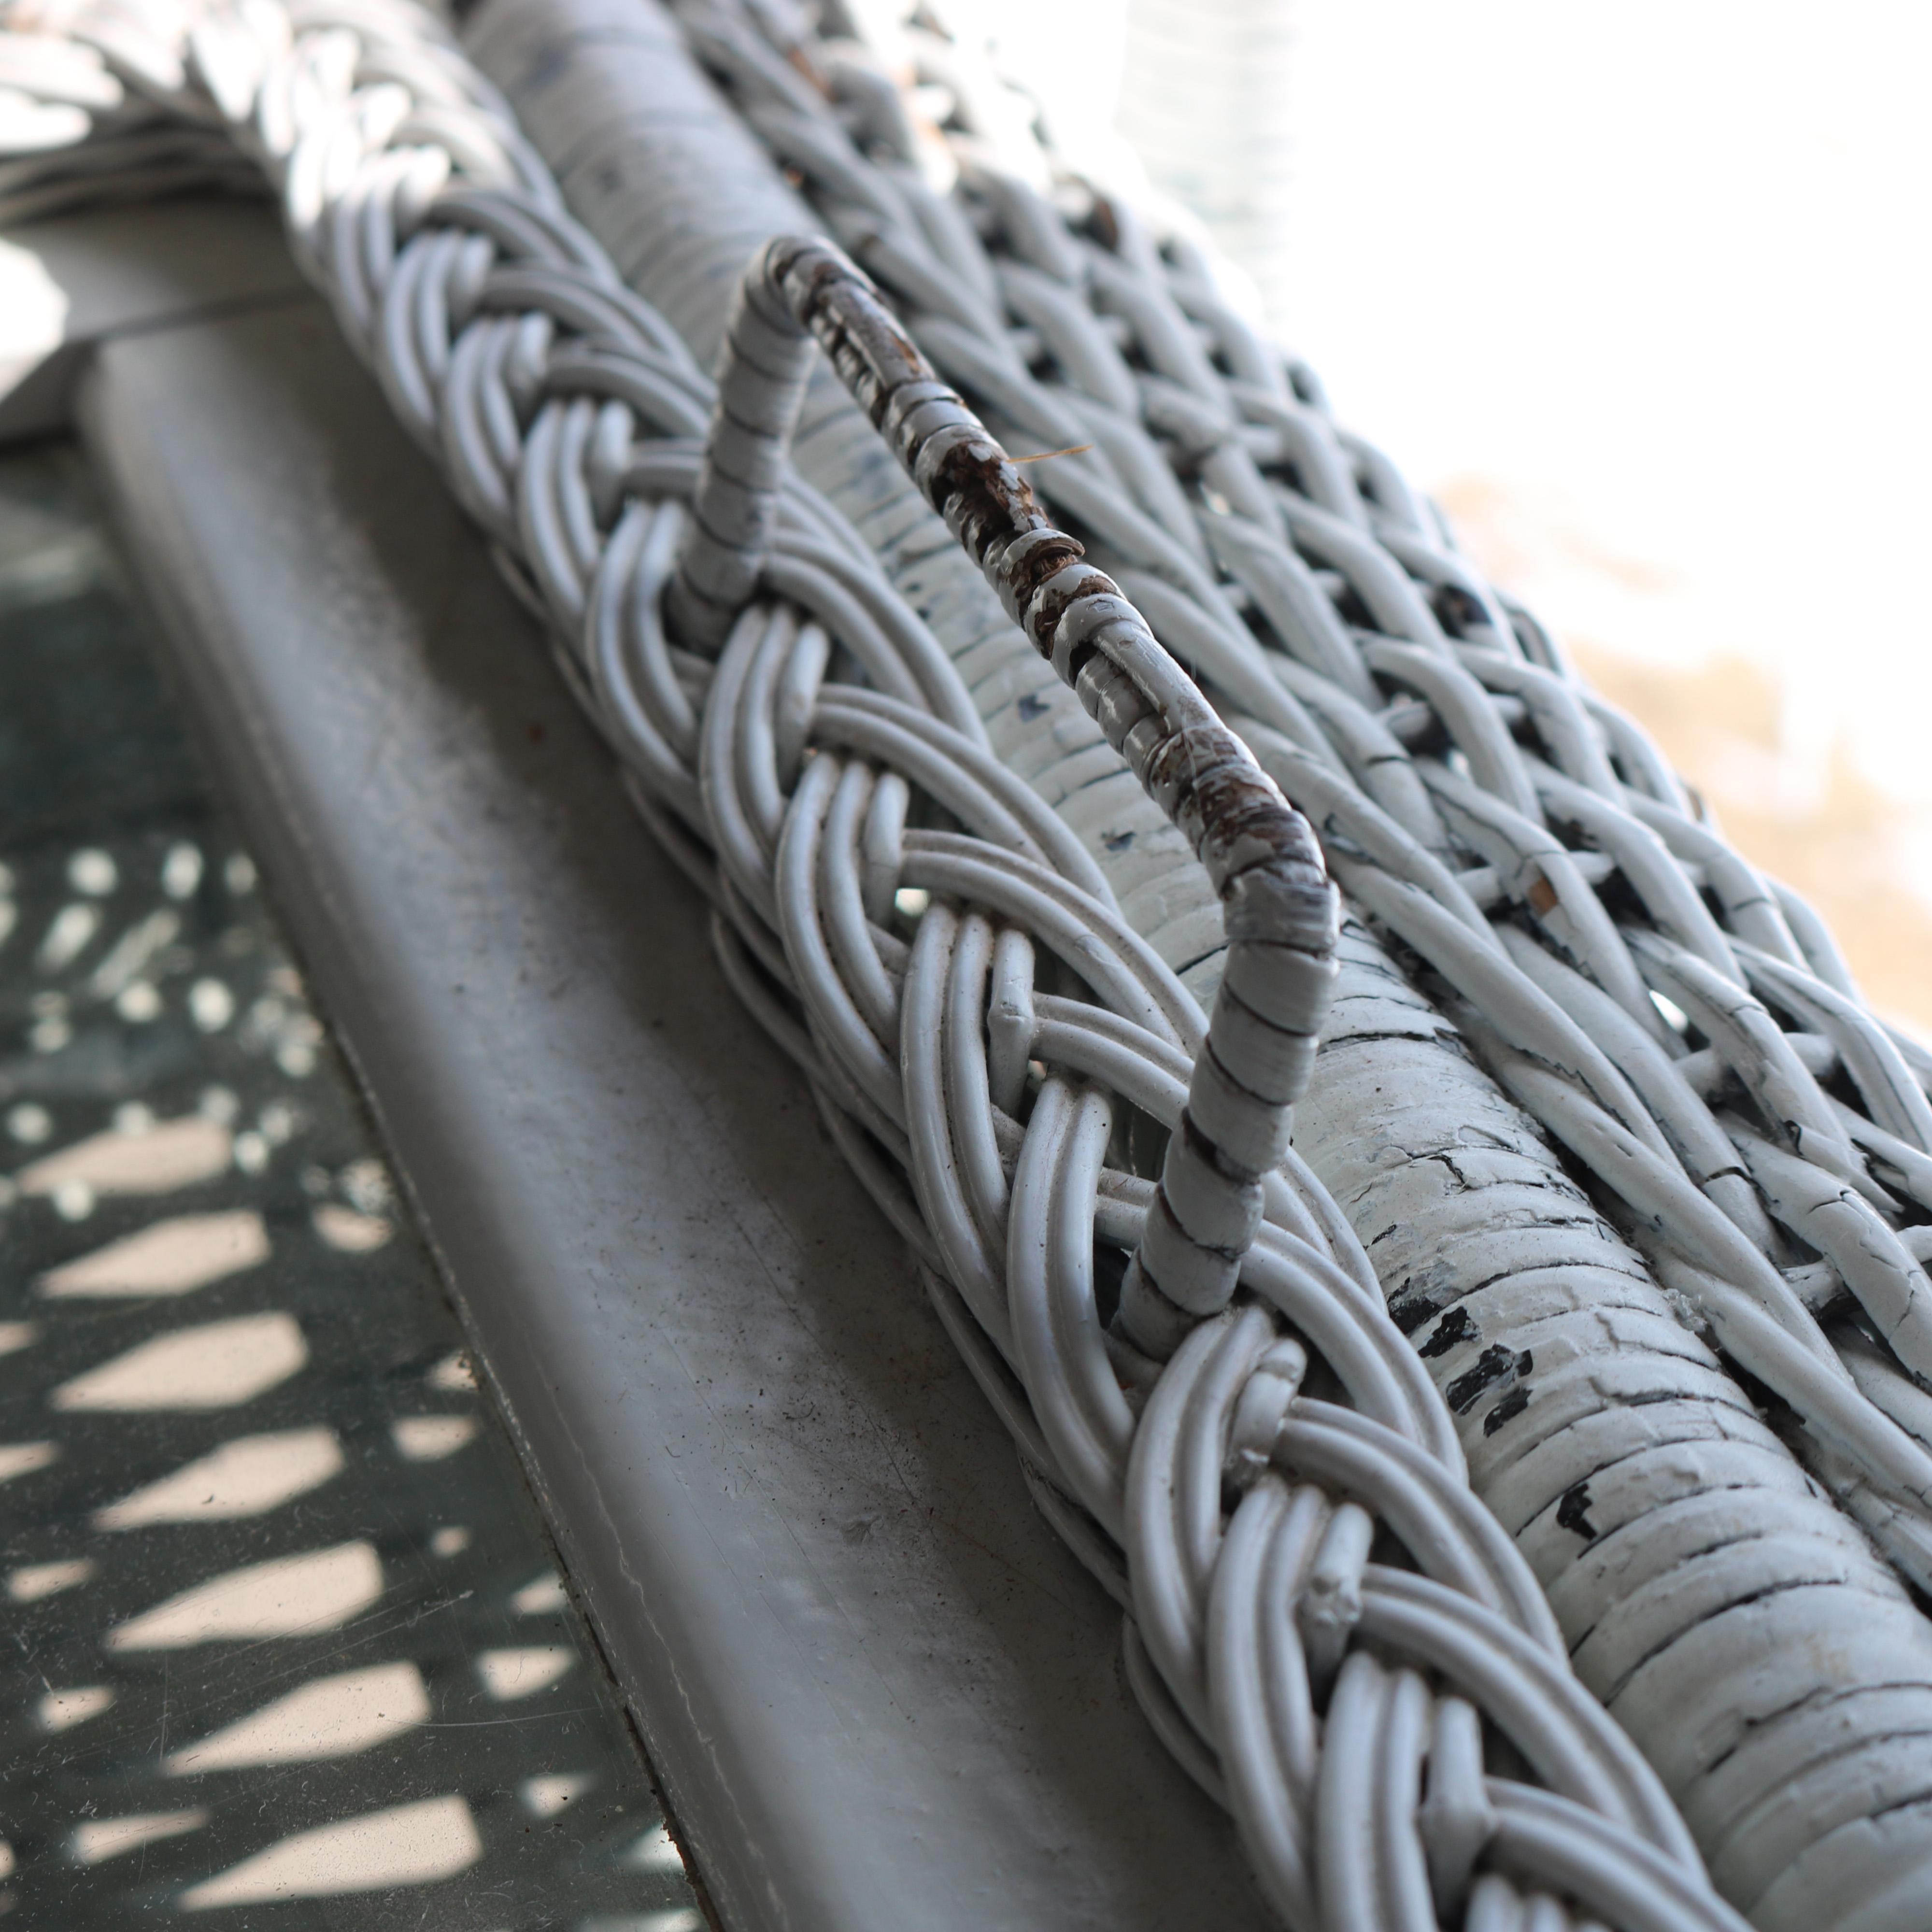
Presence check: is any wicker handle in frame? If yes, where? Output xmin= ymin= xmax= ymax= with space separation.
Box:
xmin=672 ymin=236 xmax=1338 ymax=1355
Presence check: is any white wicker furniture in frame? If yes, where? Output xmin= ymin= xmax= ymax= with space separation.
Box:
xmin=5 ymin=1 xmax=1931 ymax=1924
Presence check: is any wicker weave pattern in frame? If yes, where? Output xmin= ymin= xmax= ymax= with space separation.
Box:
xmin=622 ymin=12 xmax=1932 ymax=1922
xmin=0 ymin=0 xmax=1910 ymax=1926
xmin=653 ymin=2 xmax=1932 ymax=1591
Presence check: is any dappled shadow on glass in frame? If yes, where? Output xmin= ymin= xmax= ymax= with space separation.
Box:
xmin=0 ymin=444 xmax=702 ymax=1931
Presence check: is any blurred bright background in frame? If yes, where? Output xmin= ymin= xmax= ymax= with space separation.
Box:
xmin=971 ymin=0 xmax=1932 ymax=1029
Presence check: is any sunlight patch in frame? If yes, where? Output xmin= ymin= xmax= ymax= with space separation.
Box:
xmin=53 ymin=1312 xmax=306 ymax=1411
xmin=108 ymin=1542 xmax=382 ymax=1650
xmin=179 ymin=1795 xmax=480 ymax=1908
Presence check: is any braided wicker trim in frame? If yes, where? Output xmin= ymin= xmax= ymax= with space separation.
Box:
xmin=0 ymin=0 xmax=1888 ymax=1924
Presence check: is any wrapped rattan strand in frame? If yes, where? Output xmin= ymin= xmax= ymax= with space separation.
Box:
xmin=677 ymin=232 xmax=1340 ymax=1357
xmin=0 ymin=4 xmax=1751 ymax=1925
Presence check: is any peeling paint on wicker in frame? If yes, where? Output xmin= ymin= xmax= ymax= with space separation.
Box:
xmin=583 ymin=6 xmax=1932 ymax=1922
xmin=645 ymin=5 xmax=1932 ymax=1577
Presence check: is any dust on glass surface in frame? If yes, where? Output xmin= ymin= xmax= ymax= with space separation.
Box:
xmin=0 ymin=442 xmax=704 ymax=1931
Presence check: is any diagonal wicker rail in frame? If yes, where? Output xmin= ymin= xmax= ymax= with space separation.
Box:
xmin=3 ymin=0 xmax=1930 ymax=1926
xmin=644 ymin=0 xmax=1932 ymax=1583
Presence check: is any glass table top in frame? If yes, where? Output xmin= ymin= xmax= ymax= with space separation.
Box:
xmin=0 ymin=440 xmax=705 ymax=1931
